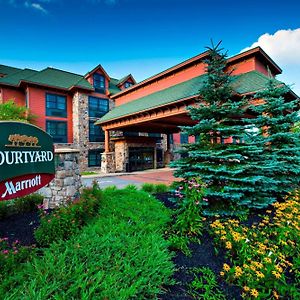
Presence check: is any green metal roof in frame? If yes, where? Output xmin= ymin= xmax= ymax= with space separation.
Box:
xmin=109 ymin=78 xmax=122 ymax=95
xmin=97 ymin=71 xmax=279 ymax=124
xmin=0 ymin=65 xmax=21 ymax=76
xmin=23 ymin=68 xmax=93 ymax=90
xmin=0 ymin=69 xmax=38 ymax=86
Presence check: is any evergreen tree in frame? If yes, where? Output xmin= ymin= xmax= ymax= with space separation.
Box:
xmin=173 ymin=42 xmax=278 ymax=214
xmin=251 ymin=79 xmax=300 ymax=198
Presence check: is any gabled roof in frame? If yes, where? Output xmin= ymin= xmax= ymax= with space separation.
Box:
xmin=0 ymin=65 xmax=22 ymax=76
xmin=84 ymin=64 xmax=110 ymax=80
xmin=0 ymin=69 xmax=38 ymax=86
xmin=109 ymin=78 xmax=122 ymax=95
xmin=20 ymin=67 xmax=94 ymax=91
xmin=116 ymin=74 xmax=136 ymax=86
xmin=97 ymin=71 xmax=282 ymax=124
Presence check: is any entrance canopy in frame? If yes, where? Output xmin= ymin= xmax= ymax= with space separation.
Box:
xmin=96 ymin=70 xmax=276 ymax=136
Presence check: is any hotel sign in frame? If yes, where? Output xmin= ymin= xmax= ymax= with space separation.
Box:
xmin=0 ymin=121 xmax=55 ymax=201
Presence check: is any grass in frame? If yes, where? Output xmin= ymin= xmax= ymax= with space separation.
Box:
xmin=0 ymin=187 xmax=175 ymax=299
xmin=80 ymin=171 xmax=98 ymax=176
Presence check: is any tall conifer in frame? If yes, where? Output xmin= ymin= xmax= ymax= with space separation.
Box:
xmin=173 ymin=43 xmax=281 ymax=214
xmin=252 ymin=79 xmax=300 ymax=198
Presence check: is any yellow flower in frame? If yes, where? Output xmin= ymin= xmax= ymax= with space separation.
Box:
xmin=220 ymin=236 xmax=226 ymax=241
xmin=225 ymin=241 xmax=232 ymax=249
xmin=273 ymin=290 xmax=279 ymax=299
xmin=272 ymin=271 xmax=281 ymax=278
xmin=264 ymin=257 xmax=272 ymax=264
xmin=223 ymin=263 xmax=230 ymax=272
xmin=220 ymin=271 xmax=225 ymax=276
xmin=250 ymin=289 xmax=259 ymax=298
xmin=243 ymin=286 xmax=250 ymax=292
xmin=256 ymin=271 xmax=265 ymax=278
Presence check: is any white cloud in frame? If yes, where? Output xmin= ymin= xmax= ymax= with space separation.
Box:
xmin=242 ymin=28 xmax=300 ymax=95
xmin=30 ymin=2 xmax=48 ymax=13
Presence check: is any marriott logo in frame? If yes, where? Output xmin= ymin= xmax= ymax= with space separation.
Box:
xmin=1 ymin=175 xmax=41 ymax=198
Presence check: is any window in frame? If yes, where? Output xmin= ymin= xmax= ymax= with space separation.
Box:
xmin=124 ymin=81 xmax=133 ymax=89
xmin=89 ymin=121 xmax=105 ymax=142
xmin=93 ymin=73 xmax=105 ymax=93
xmin=88 ymin=96 xmax=109 ymax=118
xmin=46 ymin=120 xmax=67 ymax=143
xmin=180 ymin=133 xmax=189 ymax=144
xmin=46 ymin=93 xmax=67 ymax=117
xmin=88 ymin=149 xmax=103 ymax=167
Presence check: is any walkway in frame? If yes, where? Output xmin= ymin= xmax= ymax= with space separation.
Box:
xmin=82 ymin=167 xmax=180 ymax=189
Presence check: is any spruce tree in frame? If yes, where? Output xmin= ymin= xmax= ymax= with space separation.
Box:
xmin=251 ymin=79 xmax=300 ymax=199
xmin=173 ymin=42 xmax=278 ymax=214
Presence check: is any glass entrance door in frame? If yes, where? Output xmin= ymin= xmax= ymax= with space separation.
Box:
xmin=128 ymin=147 xmax=154 ymax=172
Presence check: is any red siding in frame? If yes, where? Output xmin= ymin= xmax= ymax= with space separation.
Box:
xmin=227 ymin=58 xmax=256 ymax=75
xmin=2 ymin=87 xmax=25 ymax=106
xmin=115 ymin=63 xmax=207 ymax=106
xmin=28 ymin=87 xmax=73 ymax=143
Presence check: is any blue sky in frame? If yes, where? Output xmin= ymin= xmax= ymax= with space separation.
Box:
xmin=0 ymin=0 xmax=299 ymax=94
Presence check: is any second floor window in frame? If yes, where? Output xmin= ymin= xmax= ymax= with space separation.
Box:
xmin=89 ymin=96 xmax=109 ymax=118
xmin=46 ymin=93 xmax=67 ymax=118
xmin=93 ymin=73 xmax=105 ymax=92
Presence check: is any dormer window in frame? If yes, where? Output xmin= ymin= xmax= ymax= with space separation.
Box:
xmin=93 ymin=73 xmax=105 ymax=93
xmin=124 ymin=81 xmax=133 ymax=89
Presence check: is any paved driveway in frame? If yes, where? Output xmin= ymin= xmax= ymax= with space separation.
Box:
xmin=82 ymin=168 xmax=180 ymax=189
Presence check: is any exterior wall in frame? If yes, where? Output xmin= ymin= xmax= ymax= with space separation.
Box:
xmin=227 ymin=57 xmax=256 ymax=75
xmin=71 ymin=91 xmax=115 ymax=171
xmin=255 ymin=58 xmax=274 ymax=77
xmin=27 ymin=86 xmax=73 ymax=143
xmin=114 ymin=63 xmax=207 ymax=106
xmin=1 ymin=87 xmax=25 ymax=106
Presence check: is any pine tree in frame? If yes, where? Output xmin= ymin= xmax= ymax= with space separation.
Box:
xmin=173 ymin=42 xmax=279 ymax=214
xmin=251 ymin=79 xmax=300 ymax=199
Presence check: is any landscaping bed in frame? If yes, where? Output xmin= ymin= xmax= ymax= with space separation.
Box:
xmin=1 ymin=187 xmax=299 ymax=299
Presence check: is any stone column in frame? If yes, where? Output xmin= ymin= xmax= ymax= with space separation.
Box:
xmin=101 ymin=152 xmax=115 ymax=173
xmin=39 ymin=148 xmax=82 ymax=209
xmin=164 ymin=134 xmax=172 ymax=165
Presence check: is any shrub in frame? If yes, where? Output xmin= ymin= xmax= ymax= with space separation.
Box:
xmin=172 ymin=178 xmax=207 ymax=236
xmin=34 ymin=183 xmax=102 ymax=247
xmin=141 ymin=182 xmax=155 ymax=193
xmin=210 ymin=191 xmax=300 ymax=299
xmin=141 ymin=183 xmax=169 ymax=194
xmin=0 ymin=188 xmax=175 ymax=299
xmin=0 ymin=194 xmax=43 ymax=220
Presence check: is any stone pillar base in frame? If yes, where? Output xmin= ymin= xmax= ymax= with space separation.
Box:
xmin=39 ymin=148 xmax=82 ymax=209
xmin=101 ymin=152 xmax=115 ymax=173
xmin=164 ymin=150 xmax=172 ymax=165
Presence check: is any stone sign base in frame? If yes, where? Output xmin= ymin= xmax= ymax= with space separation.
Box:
xmin=39 ymin=148 xmax=82 ymax=209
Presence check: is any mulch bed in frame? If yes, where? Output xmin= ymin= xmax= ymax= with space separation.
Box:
xmin=155 ymin=192 xmax=242 ymax=300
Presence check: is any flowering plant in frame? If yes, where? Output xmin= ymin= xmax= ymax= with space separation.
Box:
xmin=210 ymin=190 xmax=300 ymax=299
xmin=173 ymin=177 xmax=207 ymax=236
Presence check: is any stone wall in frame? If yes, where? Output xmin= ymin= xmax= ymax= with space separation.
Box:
xmin=39 ymin=149 xmax=82 ymax=209
xmin=71 ymin=92 xmax=115 ymax=172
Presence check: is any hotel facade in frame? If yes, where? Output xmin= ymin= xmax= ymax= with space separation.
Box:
xmin=0 ymin=47 xmax=297 ymax=173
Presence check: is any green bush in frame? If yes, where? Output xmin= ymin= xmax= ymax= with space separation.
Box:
xmin=141 ymin=183 xmax=169 ymax=194
xmin=13 ymin=194 xmax=44 ymax=213
xmin=0 ymin=194 xmax=43 ymax=220
xmin=141 ymin=182 xmax=155 ymax=193
xmin=34 ymin=183 xmax=102 ymax=247
xmin=1 ymin=188 xmax=175 ymax=299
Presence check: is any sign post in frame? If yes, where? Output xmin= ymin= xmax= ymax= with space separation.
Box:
xmin=0 ymin=121 xmax=55 ymax=201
